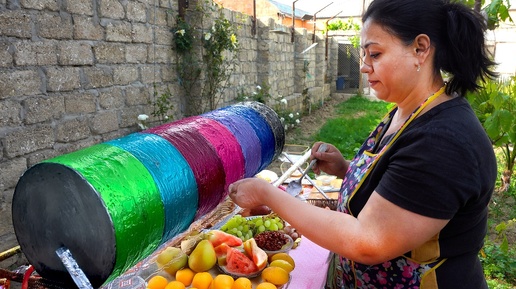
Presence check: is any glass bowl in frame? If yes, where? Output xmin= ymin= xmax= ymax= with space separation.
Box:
xmin=255 ymin=232 xmax=294 ymax=258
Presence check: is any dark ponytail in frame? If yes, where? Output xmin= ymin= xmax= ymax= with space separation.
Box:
xmin=438 ymin=2 xmax=497 ymax=96
xmin=363 ymin=0 xmax=497 ymax=96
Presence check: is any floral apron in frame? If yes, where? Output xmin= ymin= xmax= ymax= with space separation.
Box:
xmin=326 ymin=86 xmax=447 ymax=289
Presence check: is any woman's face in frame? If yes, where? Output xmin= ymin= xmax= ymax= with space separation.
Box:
xmin=360 ymin=20 xmax=419 ymax=103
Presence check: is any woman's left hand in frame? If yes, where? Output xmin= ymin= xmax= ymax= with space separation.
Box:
xmin=228 ymin=178 xmax=279 ymax=209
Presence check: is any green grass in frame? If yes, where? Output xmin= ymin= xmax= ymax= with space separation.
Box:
xmin=292 ymin=95 xmax=516 ymax=288
xmin=313 ymin=96 xmax=392 ymax=159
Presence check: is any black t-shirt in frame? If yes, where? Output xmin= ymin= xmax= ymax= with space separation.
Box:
xmin=349 ymin=97 xmax=497 ymax=288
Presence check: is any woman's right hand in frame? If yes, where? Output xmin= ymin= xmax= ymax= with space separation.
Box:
xmin=310 ymin=142 xmax=349 ymax=179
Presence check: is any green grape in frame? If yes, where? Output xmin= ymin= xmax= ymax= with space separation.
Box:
xmin=236 ymin=231 xmax=243 ymax=237
xmin=257 ymin=225 xmax=266 ymax=233
xmin=269 ymin=223 xmax=278 ymax=231
xmin=277 ymin=222 xmax=284 ymax=230
xmin=264 ymin=220 xmax=271 ymax=228
xmin=254 ymin=218 xmax=264 ymax=226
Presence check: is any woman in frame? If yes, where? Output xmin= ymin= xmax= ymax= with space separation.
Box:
xmin=229 ymin=0 xmax=498 ymax=287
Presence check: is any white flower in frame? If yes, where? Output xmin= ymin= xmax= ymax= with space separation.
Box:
xmin=280 ymin=117 xmax=285 ymax=122
xmin=138 ymin=114 xmax=149 ymax=121
xmin=280 ymin=98 xmax=287 ymax=105
xmin=296 ymin=119 xmax=300 ymax=124
xmin=296 ymin=112 xmax=300 ymax=116
xmin=285 ymin=124 xmax=288 ymax=130
xmin=289 ymin=113 xmax=294 ymax=118
xmin=164 ymin=116 xmax=169 ymax=120
xmin=253 ymin=91 xmax=257 ymax=95
xmin=204 ymin=32 xmax=212 ymax=41
xmin=291 ymin=124 xmax=295 ymax=128
xmin=256 ymin=85 xmax=261 ymax=90
xmin=176 ymin=29 xmax=185 ymax=36
xmin=212 ymin=26 xmax=216 ymax=32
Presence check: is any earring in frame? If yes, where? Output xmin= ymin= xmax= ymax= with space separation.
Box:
xmin=417 ymin=65 xmax=421 ymax=72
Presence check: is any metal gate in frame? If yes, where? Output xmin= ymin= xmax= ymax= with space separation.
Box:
xmin=336 ymin=43 xmax=361 ymax=90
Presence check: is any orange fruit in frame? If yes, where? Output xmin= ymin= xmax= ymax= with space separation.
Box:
xmin=270 ymin=253 xmax=295 ymax=269
xmin=269 ymin=259 xmax=294 ymax=273
xmin=256 ymin=282 xmax=277 ymax=289
xmin=261 ymin=266 xmax=289 ymax=286
xmin=191 ymin=272 xmax=213 ymax=289
xmin=164 ymin=281 xmax=185 ymax=289
xmin=175 ymin=268 xmax=195 ymax=286
xmin=211 ymin=274 xmax=234 ymax=289
xmin=147 ymin=275 xmax=169 ymax=289
xmin=231 ymin=277 xmax=252 ymax=289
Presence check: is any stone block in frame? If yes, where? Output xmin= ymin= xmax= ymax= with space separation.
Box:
xmin=90 ymin=111 xmax=119 ymax=134
xmin=46 ymin=67 xmax=81 ymax=92
xmin=94 ymin=43 xmax=126 ymax=64
xmin=127 ymin=1 xmax=147 ymax=22
xmin=0 ymin=11 xmax=32 ymax=38
xmin=27 ymin=149 xmax=61 ymax=166
xmin=0 ymin=70 xmax=42 ymax=99
xmin=83 ymin=66 xmax=114 ymax=89
xmin=0 ymin=158 xmax=26 ymax=191
xmin=113 ymin=65 xmax=138 ymax=85
xmin=119 ymin=106 xmax=142 ymax=128
xmin=0 ymin=42 xmax=13 ymax=67
xmin=73 ymin=15 xmax=103 ymax=40
xmin=154 ymin=27 xmax=172 ymax=45
xmin=14 ymin=40 xmax=58 ymax=66
xmin=66 ymin=0 xmax=93 ymax=15
xmin=58 ymin=41 xmax=94 ymax=65
xmin=37 ymin=13 xmax=73 ymax=39
xmin=148 ymin=44 xmax=171 ymax=64
xmin=99 ymin=0 xmax=125 ymax=19
xmin=125 ymin=85 xmax=149 ymax=105
xmin=64 ymin=92 xmax=96 ymax=114
xmin=132 ymin=23 xmax=153 ymax=44
xmin=140 ymin=64 xmax=160 ymax=83
xmin=21 ymin=0 xmax=58 ymax=11
xmin=148 ymin=8 xmax=167 ymax=26
xmin=106 ymin=21 xmax=132 ymax=42
xmin=0 ymin=99 xmax=22 ymax=127
xmin=4 ymin=124 xmax=54 ymax=158
xmin=56 ymin=118 xmax=90 ymax=142
xmin=23 ymin=95 xmax=64 ymax=124
xmin=99 ymin=87 xmax=124 ymax=109
xmin=126 ymin=44 xmax=148 ymax=63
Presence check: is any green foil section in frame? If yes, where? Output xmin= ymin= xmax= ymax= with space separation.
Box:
xmin=45 ymin=144 xmax=165 ymax=283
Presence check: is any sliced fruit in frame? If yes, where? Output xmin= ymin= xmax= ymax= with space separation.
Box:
xmin=214 ymin=243 xmax=231 ymax=257
xmin=206 ymin=230 xmax=243 ymax=247
xmin=243 ymin=238 xmax=268 ymax=270
xmin=225 ymin=247 xmax=259 ymax=275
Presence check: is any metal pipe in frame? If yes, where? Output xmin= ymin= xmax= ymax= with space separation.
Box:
xmin=252 ymin=0 xmax=257 ymax=36
xmin=312 ymin=2 xmax=333 ymax=43
xmin=291 ymin=0 xmax=299 ymax=42
xmin=0 ymin=246 xmax=21 ymax=262
xmin=325 ymin=11 xmax=342 ymax=60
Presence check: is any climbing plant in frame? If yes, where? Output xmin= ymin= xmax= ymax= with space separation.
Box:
xmin=172 ymin=0 xmax=239 ymax=116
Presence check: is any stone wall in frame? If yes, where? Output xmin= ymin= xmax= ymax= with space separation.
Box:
xmin=0 ymin=0 xmax=338 ymax=269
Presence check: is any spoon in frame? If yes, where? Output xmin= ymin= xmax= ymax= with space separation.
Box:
xmin=285 ymin=143 xmax=327 ymax=196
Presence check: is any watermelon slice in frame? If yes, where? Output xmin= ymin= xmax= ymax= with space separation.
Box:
xmin=207 ymin=230 xmax=243 ymax=247
xmin=225 ymin=247 xmax=259 ymax=275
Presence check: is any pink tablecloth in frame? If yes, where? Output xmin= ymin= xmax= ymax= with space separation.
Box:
xmin=287 ymin=236 xmax=330 ymax=289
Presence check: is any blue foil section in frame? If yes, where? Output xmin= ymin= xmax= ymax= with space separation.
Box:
xmin=221 ymin=105 xmax=275 ymax=172
xmin=203 ymin=110 xmax=262 ymax=178
xmin=106 ymin=133 xmax=198 ymax=244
